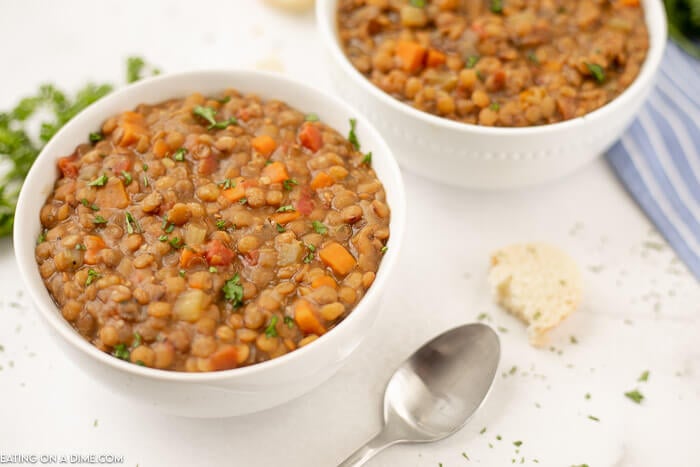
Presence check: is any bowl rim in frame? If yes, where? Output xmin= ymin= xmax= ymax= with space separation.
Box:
xmin=317 ymin=0 xmax=668 ymax=135
xmin=14 ymin=69 xmax=406 ymax=383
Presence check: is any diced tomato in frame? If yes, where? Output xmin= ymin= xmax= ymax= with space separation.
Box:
xmin=244 ymin=250 xmax=260 ymax=266
xmin=295 ymin=189 xmax=314 ymax=216
xmin=299 ymin=123 xmax=323 ymax=152
xmin=198 ymin=155 xmax=219 ymax=175
xmin=204 ymin=239 xmax=235 ymax=266
xmin=57 ymin=155 xmax=79 ymax=178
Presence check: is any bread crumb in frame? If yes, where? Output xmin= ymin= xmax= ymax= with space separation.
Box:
xmin=488 ymin=243 xmax=582 ymax=347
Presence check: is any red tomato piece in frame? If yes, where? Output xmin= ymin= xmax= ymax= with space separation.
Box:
xmin=57 ymin=155 xmax=79 ymax=178
xmin=205 ymin=239 xmax=235 ymax=266
xmin=299 ymin=123 xmax=323 ymax=152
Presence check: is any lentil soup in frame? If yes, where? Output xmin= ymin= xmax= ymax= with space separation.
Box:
xmin=337 ymin=0 xmax=649 ymax=127
xmin=35 ymin=89 xmax=390 ymax=372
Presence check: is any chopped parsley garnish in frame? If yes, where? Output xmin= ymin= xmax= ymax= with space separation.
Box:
xmin=466 ymin=55 xmax=480 ymax=68
xmin=173 ymin=148 xmax=187 ymax=161
xmin=168 ymin=237 xmax=183 ymax=249
xmin=179 ymin=269 xmax=186 ymax=278
xmin=80 ymin=198 xmax=99 ymax=211
xmin=158 ymin=234 xmax=168 ymax=242
xmin=75 ymin=243 xmax=86 ymax=251
xmin=132 ymin=332 xmax=142 ymax=348
xmin=570 ymin=335 xmax=578 ymax=344
xmin=239 ymin=197 xmax=247 ymax=205
xmin=92 ymin=215 xmax=108 ymax=225
xmin=162 ymin=217 xmax=175 ymax=233
xmin=638 ymin=370 xmax=650 ymax=382
xmin=305 ymin=113 xmax=320 ymax=122
xmin=585 ymin=393 xmax=591 ymax=400
xmin=276 ymin=223 xmax=286 ymax=233
xmin=380 ymin=245 xmax=388 ymax=254
xmin=527 ymin=51 xmax=540 ymax=64
xmin=36 ymin=230 xmax=47 ymax=244
xmin=209 ymin=266 xmax=218 ymax=273
xmin=303 ymin=244 xmax=316 ymax=264
xmin=112 ymin=343 xmax=130 ymax=361
xmin=135 ymin=360 xmax=145 ymax=366
xmin=480 ymin=427 xmax=487 ymax=435
xmin=124 ymin=211 xmax=141 ymax=234
xmin=476 ymin=69 xmax=485 ymax=81
xmin=211 ymin=117 xmax=238 ymax=130
xmin=588 ymin=415 xmax=600 ymax=422
xmin=585 ymin=63 xmax=606 ymax=83
xmin=264 ymin=316 xmax=279 ymax=338
xmin=625 ymin=389 xmax=644 ymax=404
xmin=121 ymin=170 xmax=132 ymax=185
xmin=142 ymin=174 xmax=149 ymax=187
xmin=312 ymin=221 xmax=327 ymax=234
xmin=219 ymin=178 xmax=234 ymax=189
xmin=362 ymin=152 xmax=372 ymax=165
xmin=192 ymin=105 xmax=238 ymax=130
xmin=142 ymin=163 xmax=148 ymax=171
xmin=89 ymin=132 xmax=103 ymax=143
xmin=284 ymin=316 xmax=295 ymax=328
xmin=216 ymin=219 xmax=227 ymax=230
xmin=513 ymin=441 xmax=522 ymax=447
xmin=490 ymin=0 xmax=503 ymax=13
xmin=276 ymin=205 xmax=295 ymax=212
xmin=223 ymin=273 xmax=244 ymax=308
xmin=409 ymin=0 xmax=426 ymax=6
xmin=490 ymin=102 xmax=500 ymax=111
xmin=217 ymin=95 xmax=231 ymax=104
xmin=348 ymin=118 xmax=360 ymax=150
xmin=85 ymin=268 xmax=100 ymax=286
xmin=283 ymin=178 xmax=298 ymax=191
xmin=88 ymin=174 xmax=108 ymax=187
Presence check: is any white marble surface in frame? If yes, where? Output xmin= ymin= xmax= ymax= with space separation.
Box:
xmin=1 ymin=1 xmax=699 ymax=466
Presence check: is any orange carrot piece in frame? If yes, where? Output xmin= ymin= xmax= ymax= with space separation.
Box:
xmin=152 ymin=139 xmax=169 ymax=158
xmin=620 ymin=0 xmax=639 ymax=5
xmin=261 ymin=161 xmax=289 ymax=183
xmin=272 ymin=211 xmax=301 ymax=224
xmin=221 ymin=180 xmax=246 ymax=202
xmin=396 ymin=40 xmax=427 ymax=73
xmin=252 ymin=135 xmax=277 ymax=157
xmin=95 ymin=178 xmax=129 ymax=209
xmin=299 ymin=123 xmax=323 ymax=152
xmin=311 ymin=275 xmax=337 ymax=290
xmin=310 ymin=171 xmax=333 ymax=190
xmin=118 ymin=123 xmax=147 ymax=147
xmin=294 ymin=300 xmax=326 ymax=335
xmin=426 ymin=49 xmax=446 ymax=68
xmin=83 ymin=235 xmax=106 ymax=265
xmin=179 ymin=249 xmax=198 ymax=268
xmin=319 ymin=242 xmax=357 ymax=276
xmin=210 ymin=345 xmax=238 ymax=371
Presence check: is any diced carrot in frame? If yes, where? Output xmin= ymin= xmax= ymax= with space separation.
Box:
xmin=543 ymin=61 xmax=562 ymax=72
xmin=83 ymin=235 xmax=106 ymax=265
xmin=272 ymin=211 xmax=301 ymax=224
xmin=118 ymin=123 xmax=148 ymax=147
xmin=620 ymin=0 xmax=639 ymax=5
xmin=261 ymin=161 xmax=289 ymax=183
xmin=152 ymin=139 xmax=169 ymax=158
xmin=95 ymin=178 xmax=129 ymax=209
xmin=57 ymin=155 xmax=79 ymax=178
xmin=120 ymin=111 xmax=144 ymax=124
xmin=396 ymin=40 xmax=427 ymax=73
xmin=319 ymin=242 xmax=357 ymax=276
xmin=310 ymin=172 xmax=333 ymax=190
xmin=204 ymin=239 xmax=235 ymax=266
xmin=210 ymin=345 xmax=238 ymax=371
xmin=179 ymin=248 xmax=202 ymax=268
xmin=222 ymin=182 xmax=246 ymax=202
xmin=426 ymin=49 xmax=447 ymax=68
xmin=299 ymin=123 xmax=323 ymax=152
xmin=294 ymin=300 xmax=326 ymax=335
xmin=252 ymin=135 xmax=277 ymax=157
xmin=311 ymin=275 xmax=337 ymax=289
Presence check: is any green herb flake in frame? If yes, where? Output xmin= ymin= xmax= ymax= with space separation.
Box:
xmin=638 ymin=370 xmax=650 ymax=382
xmin=173 ymin=148 xmax=187 ymax=161
xmin=496 ymin=435 xmax=502 ymax=441
xmin=223 ymin=273 xmax=244 ymax=308
xmin=284 ymin=316 xmax=295 ymax=328
xmin=238 ymin=197 xmax=247 ymax=205
xmin=570 ymin=335 xmax=578 ymax=344
xmin=92 ymin=215 xmax=108 ymax=225
xmin=216 ymin=219 xmax=227 ymax=230
xmin=168 ymin=237 xmax=183 ymax=249
xmin=490 ymin=102 xmax=500 ymax=111
xmin=112 ymin=343 xmax=130 ymax=361
xmin=585 ymin=63 xmax=606 ymax=83
xmin=179 ymin=270 xmax=186 ymax=278
xmin=480 ymin=427 xmax=487 ymax=435
xmin=409 ymin=0 xmax=426 ymax=7
xmin=585 ymin=393 xmax=591 ymax=400
xmin=75 ymin=243 xmax=86 ymax=251
xmin=142 ymin=163 xmax=148 ymax=172
xmin=132 ymin=332 xmax=142 ymax=348
xmin=312 ymin=221 xmax=328 ymax=234
xmin=209 ymin=117 xmax=238 ymax=130
xmin=305 ymin=113 xmax=320 ymax=122
xmin=88 ymin=132 xmax=103 ymax=143
xmin=348 ymin=118 xmax=360 ymax=150
xmin=158 ymin=234 xmax=168 ymax=242
xmin=142 ymin=174 xmax=149 ymax=187
xmin=490 ymin=0 xmax=503 ymax=13
xmin=193 ymin=105 xmax=218 ymax=126
xmin=283 ymin=178 xmax=298 ymax=191
xmin=125 ymin=211 xmax=141 ymax=234
xmin=264 ymin=316 xmax=279 ymax=338
xmin=513 ymin=441 xmax=522 ymax=447
xmin=85 ymin=268 xmax=100 ymax=286
xmin=217 ymin=95 xmax=232 ymax=104
xmin=36 ymin=230 xmax=47 ymax=244
xmin=209 ymin=266 xmax=218 ymax=273
xmin=303 ymin=244 xmax=316 ymax=264
xmin=126 ymin=56 xmax=146 ymax=83
xmin=277 ymin=205 xmax=295 ymax=212
xmin=88 ymin=174 xmax=108 ymax=187
xmin=121 ymin=171 xmax=132 ymax=185
xmin=588 ymin=415 xmax=600 ymax=422
xmin=625 ymin=389 xmax=644 ymax=404
xmin=527 ymin=52 xmax=540 ymax=64
xmin=381 ymin=245 xmax=388 ymax=254
xmin=362 ymin=152 xmax=372 ymax=165
xmin=466 ymin=55 xmax=480 ymax=68
xmin=219 ymin=178 xmax=234 ymax=189
xmin=135 ymin=360 xmax=145 ymax=366
xmin=276 ymin=223 xmax=286 ymax=233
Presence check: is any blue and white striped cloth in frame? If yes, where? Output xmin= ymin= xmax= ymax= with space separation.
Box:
xmin=608 ymin=43 xmax=700 ymax=280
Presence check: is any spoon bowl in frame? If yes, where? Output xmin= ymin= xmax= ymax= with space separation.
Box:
xmin=339 ymin=323 xmax=500 ymax=466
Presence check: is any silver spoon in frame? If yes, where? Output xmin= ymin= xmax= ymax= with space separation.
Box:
xmin=338 ymin=323 xmax=500 ymax=467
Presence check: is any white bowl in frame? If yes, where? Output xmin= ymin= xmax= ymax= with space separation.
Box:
xmin=317 ymin=0 xmax=667 ymax=189
xmin=14 ymin=70 xmax=406 ymax=418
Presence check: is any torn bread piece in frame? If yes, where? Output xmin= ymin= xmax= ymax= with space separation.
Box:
xmin=488 ymin=243 xmax=582 ymax=347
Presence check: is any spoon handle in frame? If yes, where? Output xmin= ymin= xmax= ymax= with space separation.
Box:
xmin=337 ymin=429 xmax=397 ymax=467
